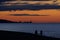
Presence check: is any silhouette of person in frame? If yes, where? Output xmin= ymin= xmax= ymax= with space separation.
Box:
xmin=40 ymin=30 xmax=43 ymax=36
xmin=35 ymin=30 xmax=38 ymax=35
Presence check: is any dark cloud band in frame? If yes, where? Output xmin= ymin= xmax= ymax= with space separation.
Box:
xmin=9 ymin=14 xmax=49 ymax=16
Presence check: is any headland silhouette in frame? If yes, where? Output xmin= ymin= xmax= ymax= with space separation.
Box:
xmin=0 ymin=19 xmax=32 ymax=23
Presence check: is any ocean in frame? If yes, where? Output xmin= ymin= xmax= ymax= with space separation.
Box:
xmin=0 ymin=23 xmax=60 ymax=38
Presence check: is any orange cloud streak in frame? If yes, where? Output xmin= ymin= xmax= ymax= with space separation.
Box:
xmin=0 ymin=9 xmax=60 ymax=23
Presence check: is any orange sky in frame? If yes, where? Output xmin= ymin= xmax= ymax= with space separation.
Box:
xmin=0 ymin=9 xmax=60 ymax=23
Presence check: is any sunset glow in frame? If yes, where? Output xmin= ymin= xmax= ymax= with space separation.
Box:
xmin=0 ymin=9 xmax=60 ymax=23
xmin=0 ymin=0 xmax=60 ymax=23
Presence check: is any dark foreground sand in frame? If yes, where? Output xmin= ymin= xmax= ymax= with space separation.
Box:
xmin=0 ymin=30 xmax=60 ymax=40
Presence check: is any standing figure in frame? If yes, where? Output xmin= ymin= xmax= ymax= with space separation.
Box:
xmin=40 ymin=30 xmax=43 ymax=36
xmin=35 ymin=30 xmax=38 ymax=35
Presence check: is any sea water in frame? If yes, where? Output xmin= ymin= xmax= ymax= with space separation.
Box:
xmin=0 ymin=23 xmax=60 ymax=38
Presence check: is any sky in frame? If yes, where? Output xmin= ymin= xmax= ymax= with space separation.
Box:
xmin=0 ymin=0 xmax=51 ymax=1
xmin=0 ymin=0 xmax=60 ymax=23
xmin=0 ymin=9 xmax=60 ymax=23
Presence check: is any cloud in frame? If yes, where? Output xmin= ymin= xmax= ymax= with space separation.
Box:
xmin=3 ymin=0 xmax=50 ymax=1
xmin=0 ymin=0 xmax=14 ymax=2
xmin=22 ymin=0 xmax=49 ymax=1
xmin=0 ymin=0 xmax=51 ymax=2
xmin=0 ymin=0 xmax=50 ymax=2
xmin=16 ymin=0 xmax=49 ymax=1
xmin=9 ymin=14 xmax=49 ymax=16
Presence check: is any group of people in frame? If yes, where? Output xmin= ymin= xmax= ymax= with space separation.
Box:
xmin=35 ymin=30 xmax=43 ymax=36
